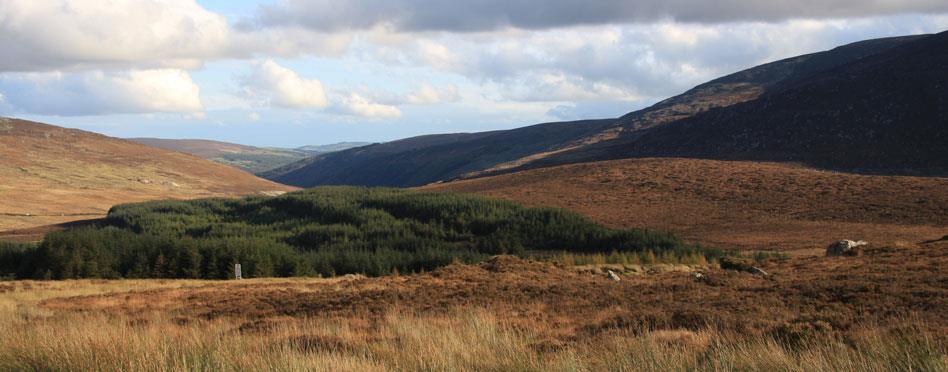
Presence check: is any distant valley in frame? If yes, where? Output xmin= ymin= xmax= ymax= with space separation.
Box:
xmin=129 ymin=138 xmax=370 ymax=174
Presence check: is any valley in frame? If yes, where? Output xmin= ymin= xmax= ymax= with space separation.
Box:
xmin=0 ymin=22 xmax=945 ymax=371
xmin=129 ymin=138 xmax=370 ymax=174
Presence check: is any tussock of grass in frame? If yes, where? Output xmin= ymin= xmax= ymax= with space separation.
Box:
xmin=0 ymin=280 xmax=944 ymax=372
xmin=536 ymin=250 xmax=717 ymax=266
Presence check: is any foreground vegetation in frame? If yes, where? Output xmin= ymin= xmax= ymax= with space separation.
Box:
xmin=0 ymin=279 xmax=943 ymax=372
xmin=1 ymin=187 xmax=718 ymax=279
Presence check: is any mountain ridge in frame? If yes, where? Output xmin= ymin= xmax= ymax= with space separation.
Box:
xmin=264 ymin=33 xmax=939 ymax=187
xmin=515 ymin=31 xmax=948 ymax=176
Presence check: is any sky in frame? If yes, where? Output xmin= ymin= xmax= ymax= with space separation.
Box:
xmin=0 ymin=1 xmax=946 ymax=147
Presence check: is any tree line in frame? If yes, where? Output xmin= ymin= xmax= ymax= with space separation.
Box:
xmin=1 ymin=187 xmax=720 ymax=279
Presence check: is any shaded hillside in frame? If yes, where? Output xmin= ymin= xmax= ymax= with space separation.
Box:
xmin=129 ymin=138 xmax=368 ymax=174
xmin=264 ymin=120 xmax=615 ymax=187
xmin=508 ymin=32 xmax=947 ymax=176
xmin=424 ymin=158 xmax=948 ymax=251
xmin=266 ymin=34 xmax=925 ymax=187
xmin=0 ymin=118 xmax=295 ymax=231
xmin=624 ymin=30 xmax=948 ymax=174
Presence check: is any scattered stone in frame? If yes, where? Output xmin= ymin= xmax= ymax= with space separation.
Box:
xmin=138 ymin=178 xmax=153 ymax=184
xmin=606 ymin=270 xmax=621 ymax=281
xmin=825 ymin=239 xmax=868 ymax=257
xmin=690 ymin=272 xmax=704 ymax=279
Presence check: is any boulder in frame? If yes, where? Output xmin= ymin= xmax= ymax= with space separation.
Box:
xmin=825 ymin=240 xmax=868 ymax=257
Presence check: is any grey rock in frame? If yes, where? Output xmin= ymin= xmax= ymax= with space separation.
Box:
xmin=826 ymin=239 xmax=868 ymax=257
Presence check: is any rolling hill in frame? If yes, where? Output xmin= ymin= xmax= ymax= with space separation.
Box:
xmin=0 ymin=118 xmax=295 ymax=231
xmin=423 ymin=158 xmax=948 ymax=251
xmin=128 ymin=138 xmax=369 ymax=174
xmin=265 ymin=33 xmax=936 ymax=187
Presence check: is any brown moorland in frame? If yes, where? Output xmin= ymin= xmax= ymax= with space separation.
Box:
xmin=40 ymin=240 xmax=948 ymax=341
xmin=422 ymin=158 xmax=948 ymax=252
xmin=0 ymin=117 xmax=295 ymax=231
xmin=0 ymin=239 xmax=941 ymax=370
xmin=0 ymin=240 xmax=931 ymax=370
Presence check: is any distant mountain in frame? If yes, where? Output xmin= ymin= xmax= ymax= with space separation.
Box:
xmin=519 ymin=31 xmax=948 ymax=176
xmin=265 ymin=33 xmax=934 ymax=187
xmin=262 ymin=119 xmax=615 ymax=187
xmin=1 ymin=118 xmax=294 ymax=231
xmin=129 ymin=138 xmax=368 ymax=174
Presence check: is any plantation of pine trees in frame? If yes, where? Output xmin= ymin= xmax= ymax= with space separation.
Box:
xmin=1 ymin=187 xmax=719 ymax=279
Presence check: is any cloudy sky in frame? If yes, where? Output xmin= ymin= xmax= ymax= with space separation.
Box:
xmin=0 ymin=1 xmax=946 ymax=147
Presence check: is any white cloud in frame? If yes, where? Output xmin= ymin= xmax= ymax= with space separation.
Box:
xmin=248 ymin=112 xmax=261 ymax=121
xmin=404 ymin=83 xmax=460 ymax=104
xmin=0 ymin=69 xmax=203 ymax=115
xmin=329 ymin=93 xmax=402 ymax=119
xmin=352 ymin=83 xmax=461 ymax=106
xmin=241 ymin=60 xmax=329 ymax=109
xmin=1 ymin=0 xmax=946 ymax=126
xmin=228 ymin=26 xmax=355 ymax=59
xmin=499 ymin=72 xmax=640 ymax=102
xmin=351 ymin=17 xmax=948 ymax=103
xmin=236 ymin=59 xmax=453 ymax=118
xmin=185 ymin=112 xmax=207 ymax=120
xmin=0 ymin=0 xmax=230 ymax=72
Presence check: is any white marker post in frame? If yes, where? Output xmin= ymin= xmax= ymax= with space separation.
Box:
xmin=235 ymin=264 xmax=242 ymax=280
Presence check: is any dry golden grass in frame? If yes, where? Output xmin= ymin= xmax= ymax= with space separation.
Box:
xmin=2 ymin=244 xmax=945 ymax=371
xmin=424 ymin=157 xmax=948 ymax=251
xmin=0 ymin=118 xmax=295 ymax=231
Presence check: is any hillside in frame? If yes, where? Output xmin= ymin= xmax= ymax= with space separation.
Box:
xmin=263 ymin=120 xmax=615 ymax=187
xmin=511 ymin=31 xmax=947 ymax=175
xmin=265 ymin=34 xmax=928 ymax=187
xmin=0 ymin=118 xmax=295 ymax=231
xmin=423 ymin=158 xmax=948 ymax=251
xmin=128 ymin=138 xmax=369 ymax=174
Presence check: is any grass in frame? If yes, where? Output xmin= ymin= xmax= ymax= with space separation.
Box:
xmin=534 ymin=250 xmax=716 ymax=266
xmin=0 ymin=279 xmax=943 ymax=371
